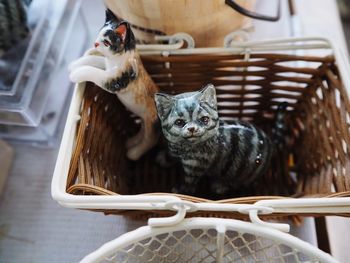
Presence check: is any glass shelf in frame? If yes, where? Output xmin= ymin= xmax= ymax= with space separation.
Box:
xmin=0 ymin=0 xmax=90 ymax=145
xmin=0 ymin=0 xmax=89 ymax=127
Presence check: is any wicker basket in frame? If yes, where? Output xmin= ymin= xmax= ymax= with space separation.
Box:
xmin=52 ymin=37 xmax=350 ymax=220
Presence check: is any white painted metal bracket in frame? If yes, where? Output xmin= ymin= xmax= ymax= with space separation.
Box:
xmin=148 ymin=200 xmax=290 ymax=232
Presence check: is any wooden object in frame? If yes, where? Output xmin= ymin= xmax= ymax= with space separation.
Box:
xmin=105 ymin=0 xmax=255 ymax=47
xmin=66 ymin=52 xmax=350 ymax=219
xmin=0 ymin=140 xmax=14 ymax=194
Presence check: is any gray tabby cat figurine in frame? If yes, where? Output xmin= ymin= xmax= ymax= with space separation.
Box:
xmin=155 ymin=84 xmax=286 ymax=196
xmin=69 ymin=10 xmax=159 ymax=161
xmin=0 ymin=0 xmax=30 ymax=55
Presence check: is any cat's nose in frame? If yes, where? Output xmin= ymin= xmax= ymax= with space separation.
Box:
xmin=188 ymin=127 xmax=195 ymax=133
xmin=94 ymin=42 xmax=99 ymax=48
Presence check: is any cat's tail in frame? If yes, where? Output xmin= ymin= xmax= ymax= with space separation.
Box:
xmin=271 ymin=102 xmax=288 ymax=150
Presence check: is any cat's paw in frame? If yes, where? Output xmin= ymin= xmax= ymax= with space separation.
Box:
xmin=68 ymin=60 xmax=77 ymax=72
xmin=69 ymin=66 xmax=95 ymax=84
xmin=210 ymin=182 xmax=230 ymax=196
xmin=68 ymin=56 xmax=88 ymax=72
xmin=69 ymin=70 xmax=82 ymax=83
xmin=156 ymin=150 xmax=176 ymax=168
xmin=126 ymin=147 xmax=143 ymax=161
xmin=126 ymin=133 xmax=158 ymax=160
xmin=126 ymin=133 xmax=143 ymax=149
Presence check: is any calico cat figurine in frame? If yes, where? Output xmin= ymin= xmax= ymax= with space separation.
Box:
xmin=69 ymin=10 xmax=159 ymax=161
xmin=155 ymin=84 xmax=286 ymax=196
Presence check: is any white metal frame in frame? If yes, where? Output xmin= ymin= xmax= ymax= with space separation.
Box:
xmin=51 ymin=36 xmax=350 ymax=231
xmin=80 ymin=217 xmax=338 ymax=263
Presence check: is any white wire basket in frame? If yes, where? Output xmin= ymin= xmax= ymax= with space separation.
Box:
xmin=81 ymin=217 xmax=337 ymax=263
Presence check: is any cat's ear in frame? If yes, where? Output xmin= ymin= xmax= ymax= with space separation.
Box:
xmin=105 ymin=9 xmax=117 ymax=23
xmin=115 ymin=21 xmax=136 ymax=51
xmin=115 ymin=21 xmax=128 ymax=42
xmin=154 ymin=93 xmax=173 ymax=119
xmin=199 ymin=84 xmax=217 ymax=108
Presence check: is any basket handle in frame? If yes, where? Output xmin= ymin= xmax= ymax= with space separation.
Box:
xmin=147 ymin=200 xmax=290 ymax=232
xmin=148 ymin=205 xmax=187 ymax=227
xmin=225 ymin=0 xmax=281 ymax=22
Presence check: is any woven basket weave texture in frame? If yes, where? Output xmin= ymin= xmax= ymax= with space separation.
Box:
xmin=66 ymin=53 xmax=350 ymax=217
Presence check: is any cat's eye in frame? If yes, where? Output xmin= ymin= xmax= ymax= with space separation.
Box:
xmin=200 ymin=116 xmax=209 ymax=124
xmin=174 ymin=119 xmax=186 ymax=127
xmin=103 ymin=40 xmax=111 ymax=47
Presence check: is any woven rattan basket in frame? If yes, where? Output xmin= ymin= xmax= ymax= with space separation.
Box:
xmin=52 ymin=37 xmax=350 ymax=220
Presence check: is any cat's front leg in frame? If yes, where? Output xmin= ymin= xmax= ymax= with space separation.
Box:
xmin=68 ymin=56 xmax=105 ymax=72
xmin=156 ymin=149 xmax=177 ymax=168
xmin=69 ymin=66 xmax=108 ymax=88
xmin=126 ymin=116 xmax=159 ymax=160
xmin=126 ymin=126 xmax=144 ymax=149
xmin=210 ymin=180 xmax=230 ymax=196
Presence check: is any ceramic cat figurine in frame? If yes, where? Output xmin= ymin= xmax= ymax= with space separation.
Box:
xmin=0 ymin=0 xmax=30 ymax=55
xmin=155 ymin=84 xmax=286 ymax=196
xmin=69 ymin=10 xmax=159 ymax=161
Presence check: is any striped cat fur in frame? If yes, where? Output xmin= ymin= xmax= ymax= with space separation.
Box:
xmin=155 ymin=84 xmax=287 ymax=196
